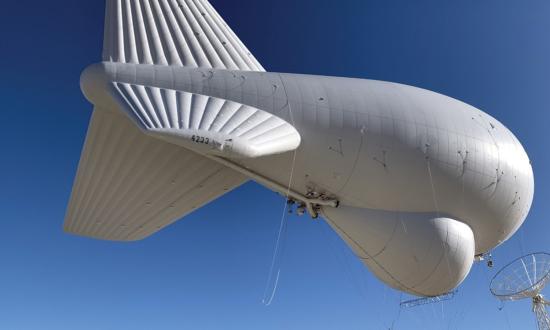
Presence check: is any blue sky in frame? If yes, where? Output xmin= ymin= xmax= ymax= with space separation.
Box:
xmin=1 ymin=0 xmax=549 ymax=329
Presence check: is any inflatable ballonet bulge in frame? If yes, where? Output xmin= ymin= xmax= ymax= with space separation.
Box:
xmin=65 ymin=0 xmax=534 ymax=297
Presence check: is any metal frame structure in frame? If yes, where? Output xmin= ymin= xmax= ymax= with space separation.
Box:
xmin=490 ymin=253 xmax=550 ymax=330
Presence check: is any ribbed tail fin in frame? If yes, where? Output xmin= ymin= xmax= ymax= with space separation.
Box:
xmin=64 ymin=109 xmax=247 ymax=241
xmin=102 ymin=0 xmax=264 ymax=71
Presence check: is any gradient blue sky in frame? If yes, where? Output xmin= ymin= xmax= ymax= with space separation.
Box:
xmin=1 ymin=0 xmax=549 ymax=329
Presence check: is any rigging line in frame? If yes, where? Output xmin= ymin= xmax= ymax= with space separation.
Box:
xmin=261 ymin=147 xmax=297 ymax=306
xmin=502 ymin=303 xmax=513 ymax=330
xmin=324 ymin=216 xmax=428 ymax=297
xmin=317 ymin=221 xmax=392 ymax=330
xmin=426 ymin=154 xmax=440 ymax=216
xmin=390 ymin=292 xmax=403 ymax=330
xmin=262 ymin=79 xmax=298 ymax=306
xmin=425 ymin=149 xmax=455 ymax=285
xmin=337 ymin=124 xmax=366 ymax=194
xmin=430 ymin=303 xmax=437 ymax=327
xmin=262 ymin=269 xmax=281 ymax=306
xmin=277 ymin=73 xmax=296 ymax=127
xmin=441 ymin=297 xmax=445 ymax=327
xmin=319 ymin=221 xmax=362 ymax=297
xmin=446 ymin=303 xmax=460 ymax=330
xmin=261 ymin=206 xmax=288 ymax=306
xmin=458 ymin=150 xmax=467 ymax=215
xmin=320 ymin=218 xmax=387 ymax=330
xmin=454 ymin=300 xmax=470 ymax=330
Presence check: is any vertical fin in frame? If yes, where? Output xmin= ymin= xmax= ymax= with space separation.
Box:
xmin=102 ymin=0 xmax=265 ymax=71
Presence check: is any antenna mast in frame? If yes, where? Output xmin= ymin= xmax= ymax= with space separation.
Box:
xmin=533 ymin=294 xmax=550 ymax=330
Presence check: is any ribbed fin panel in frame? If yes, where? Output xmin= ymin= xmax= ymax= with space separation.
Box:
xmin=112 ymin=83 xmax=301 ymax=158
xmin=102 ymin=0 xmax=264 ymax=71
xmin=64 ymin=109 xmax=247 ymax=241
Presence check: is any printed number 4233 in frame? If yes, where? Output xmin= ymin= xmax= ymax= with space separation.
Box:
xmin=191 ymin=135 xmax=209 ymax=144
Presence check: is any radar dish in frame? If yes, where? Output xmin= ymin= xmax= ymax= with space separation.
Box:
xmin=490 ymin=253 xmax=550 ymax=330
xmin=491 ymin=253 xmax=550 ymax=300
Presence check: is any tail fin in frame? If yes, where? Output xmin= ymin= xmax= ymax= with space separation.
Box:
xmin=64 ymin=0 xmax=266 ymax=241
xmin=102 ymin=0 xmax=264 ymax=71
xmin=64 ymin=109 xmax=247 ymax=241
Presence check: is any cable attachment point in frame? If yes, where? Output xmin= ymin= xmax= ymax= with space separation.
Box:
xmin=303 ymin=188 xmax=338 ymax=219
xmin=296 ymin=202 xmax=306 ymax=216
xmin=285 ymin=199 xmax=308 ymax=217
xmin=475 ymin=252 xmax=494 ymax=268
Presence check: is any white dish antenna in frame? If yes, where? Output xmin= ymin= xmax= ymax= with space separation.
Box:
xmin=490 ymin=253 xmax=550 ymax=330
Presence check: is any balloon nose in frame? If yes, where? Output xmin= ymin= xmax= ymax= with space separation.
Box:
xmin=477 ymin=120 xmax=534 ymax=252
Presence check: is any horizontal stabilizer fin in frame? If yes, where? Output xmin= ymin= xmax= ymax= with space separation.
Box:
xmin=103 ymin=0 xmax=264 ymax=71
xmin=111 ymin=83 xmax=301 ymax=158
xmin=64 ymin=108 xmax=247 ymax=241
